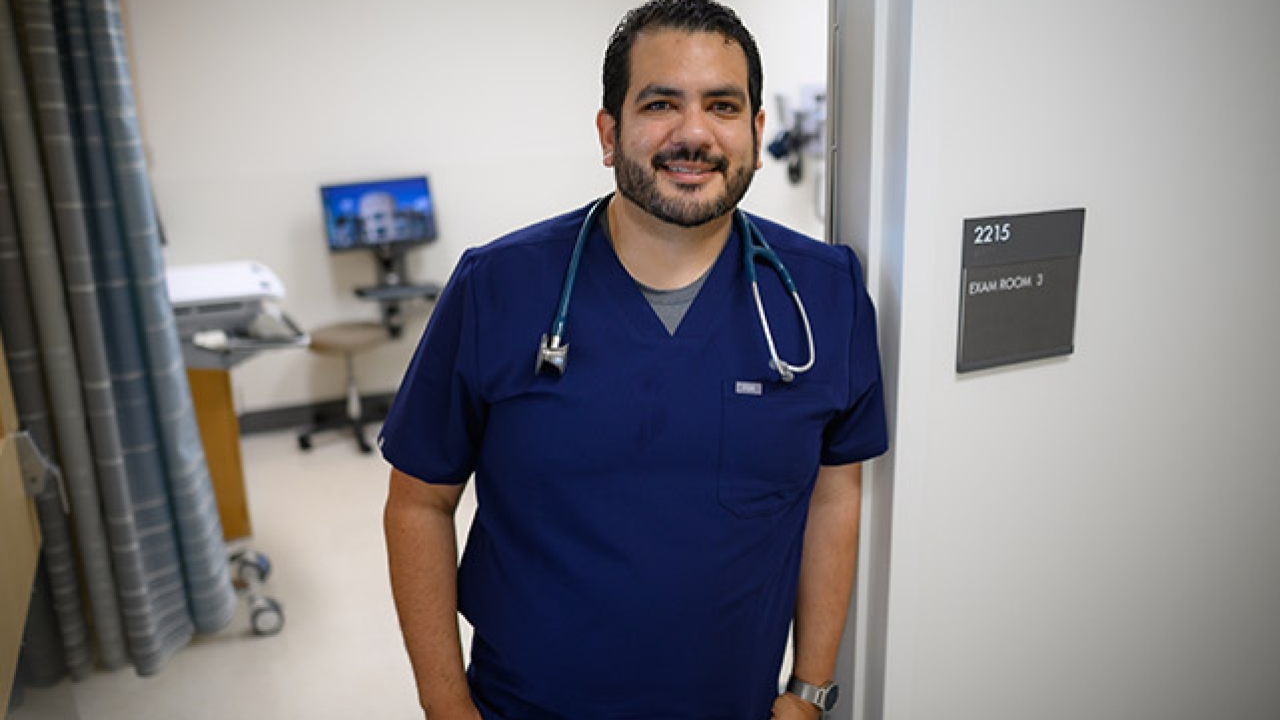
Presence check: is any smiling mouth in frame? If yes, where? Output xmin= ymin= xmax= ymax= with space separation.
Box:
xmin=653 ymin=150 xmax=728 ymax=180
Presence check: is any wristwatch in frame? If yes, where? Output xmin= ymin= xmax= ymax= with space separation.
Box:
xmin=786 ymin=676 xmax=839 ymax=712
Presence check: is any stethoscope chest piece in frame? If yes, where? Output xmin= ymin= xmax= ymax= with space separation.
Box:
xmin=537 ymin=334 xmax=569 ymax=376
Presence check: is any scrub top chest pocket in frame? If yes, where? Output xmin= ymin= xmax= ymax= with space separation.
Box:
xmin=717 ymin=378 xmax=836 ymax=518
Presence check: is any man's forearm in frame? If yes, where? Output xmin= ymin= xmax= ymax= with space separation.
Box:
xmin=792 ymin=463 xmax=863 ymax=688
xmin=384 ymin=470 xmax=478 ymax=718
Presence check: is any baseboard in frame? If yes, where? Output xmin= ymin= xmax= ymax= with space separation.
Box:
xmin=238 ymin=392 xmax=396 ymax=435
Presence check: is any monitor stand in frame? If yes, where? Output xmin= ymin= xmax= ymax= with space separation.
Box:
xmin=354 ymin=247 xmax=442 ymax=338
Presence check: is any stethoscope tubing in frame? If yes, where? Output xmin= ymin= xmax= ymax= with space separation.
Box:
xmin=549 ymin=198 xmax=608 ymax=344
xmin=538 ymin=197 xmax=815 ymax=382
xmin=739 ymin=212 xmax=815 ymax=382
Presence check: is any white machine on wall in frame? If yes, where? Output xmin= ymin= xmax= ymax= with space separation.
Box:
xmin=768 ymin=83 xmax=827 ymax=184
xmin=762 ymin=81 xmax=824 ymax=222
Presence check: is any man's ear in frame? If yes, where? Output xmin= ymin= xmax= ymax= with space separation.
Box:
xmin=597 ymin=109 xmax=618 ymax=167
xmin=754 ymin=109 xmax=766 ymax=169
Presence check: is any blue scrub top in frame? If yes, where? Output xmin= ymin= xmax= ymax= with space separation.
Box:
xmin=380 ymin=200 xmax=888 ymax=720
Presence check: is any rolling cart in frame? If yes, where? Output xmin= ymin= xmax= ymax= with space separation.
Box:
xmin=166 ymin=261 xmax=308 ymax=637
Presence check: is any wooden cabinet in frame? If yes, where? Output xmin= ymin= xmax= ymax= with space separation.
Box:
xmin=187 ymin=368 xmax=252 ymax=541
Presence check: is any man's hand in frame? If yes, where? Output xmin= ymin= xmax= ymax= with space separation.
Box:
xmin=770 ymin=692 xmax=822 ymax=720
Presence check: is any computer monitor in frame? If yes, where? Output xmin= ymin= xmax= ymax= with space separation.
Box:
xmin=320 ymin=176 xmax=438 ymax=254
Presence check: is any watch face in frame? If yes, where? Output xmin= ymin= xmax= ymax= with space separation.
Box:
xmin=823 ymin=684 xmax=840 ymax=711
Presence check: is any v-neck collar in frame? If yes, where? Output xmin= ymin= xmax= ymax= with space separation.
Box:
xmin=580 ymin=206 xmax=743 ymax=343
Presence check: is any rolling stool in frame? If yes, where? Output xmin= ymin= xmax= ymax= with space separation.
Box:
xmin=297 ymin=321 xmax=388 ymax=453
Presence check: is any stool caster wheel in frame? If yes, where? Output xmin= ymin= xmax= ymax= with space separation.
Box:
xmin=250 ymin=596 xmax=285 ymax=636
xmin=298 ymin=434 xmax=313 ymax=451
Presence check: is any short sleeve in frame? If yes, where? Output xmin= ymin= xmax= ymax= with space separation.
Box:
xmin=378 ymin=251 xmax=486 ymax=484
xmin=820 ymin=245 xmax=889 ymax=465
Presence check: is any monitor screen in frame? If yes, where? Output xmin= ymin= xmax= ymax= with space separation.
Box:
xmin=320 ymin=176 xmax=438 ymax=252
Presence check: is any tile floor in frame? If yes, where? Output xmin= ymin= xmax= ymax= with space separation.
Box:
xmin=9 ymin=425 xmax=477 ymax=720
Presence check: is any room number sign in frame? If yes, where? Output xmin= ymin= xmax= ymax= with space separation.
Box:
xmin=957 ymin=208 xmax=1085 ymax=373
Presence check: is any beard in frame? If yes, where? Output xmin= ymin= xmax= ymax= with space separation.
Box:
xmin=613 ymin=143 xmax=756 ymax=228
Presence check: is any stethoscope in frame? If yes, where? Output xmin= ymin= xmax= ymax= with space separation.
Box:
xmin=536 ymin=197 xmax=815 ymax=382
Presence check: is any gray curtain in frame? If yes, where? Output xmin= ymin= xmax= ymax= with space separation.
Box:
xmin=0 ymin=0 xmax=236 ymax=681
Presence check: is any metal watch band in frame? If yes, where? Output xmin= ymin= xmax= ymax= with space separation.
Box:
xmin=786 ymin=676 xmax=837 ymax=711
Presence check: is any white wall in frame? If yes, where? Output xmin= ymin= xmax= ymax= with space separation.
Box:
xmin=837 ymin=1 xmax=1280 ymax=719
xmin=124 ymin=0 xmax=828 ymax=413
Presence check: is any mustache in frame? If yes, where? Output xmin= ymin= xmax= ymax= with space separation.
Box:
xmin=651 ymin=148 xmax=729 ymax=173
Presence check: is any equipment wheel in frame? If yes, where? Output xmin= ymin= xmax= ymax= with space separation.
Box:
xmin=233 ymin=550 xmax=272 ymax=585
xmin=250 ymin=596 xmax=285 ymax=636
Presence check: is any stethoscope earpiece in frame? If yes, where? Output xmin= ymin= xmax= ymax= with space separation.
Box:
xmin=536 ymin=198 xmax=815 ymax=383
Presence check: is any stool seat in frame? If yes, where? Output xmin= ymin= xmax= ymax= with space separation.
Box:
xmin=297 ymin=320 xmax=389 ymax=454
xmin=308 ymin=321 xmax=387 ymax=354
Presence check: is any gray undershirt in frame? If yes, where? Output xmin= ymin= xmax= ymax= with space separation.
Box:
xmin=602 ymin=211 xmax=710 ymax=335
xmin=638 ymin=272 xmax=710 ymax=335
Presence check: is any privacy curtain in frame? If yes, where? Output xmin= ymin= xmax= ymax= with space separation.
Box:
xmin=0 ymin=0 xmax=235 ymax=682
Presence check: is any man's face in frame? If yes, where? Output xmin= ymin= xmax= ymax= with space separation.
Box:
xmin=599 ymin=29 xmax=765 ymax=228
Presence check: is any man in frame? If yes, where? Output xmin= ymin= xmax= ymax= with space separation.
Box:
xmin=381 ymin=1 xmax=888 ymax=718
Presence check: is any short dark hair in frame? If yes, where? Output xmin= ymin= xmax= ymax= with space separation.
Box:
xmin=602 ymin=0 xmax=763 ymax=122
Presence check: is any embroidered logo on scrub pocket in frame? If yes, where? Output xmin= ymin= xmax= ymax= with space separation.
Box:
xmin=734 ymin=381 xmax=763 ymax=396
